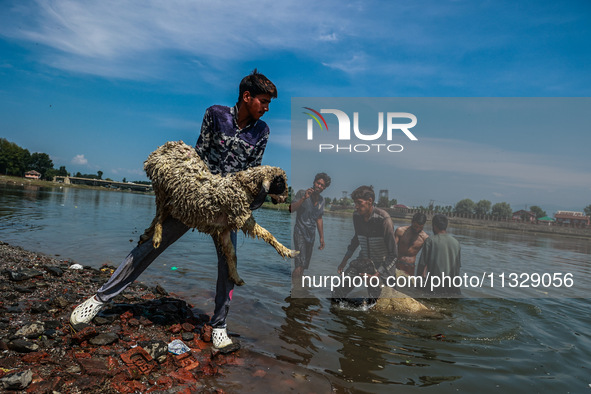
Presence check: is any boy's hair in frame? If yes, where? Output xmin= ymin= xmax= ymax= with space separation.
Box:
xmin=432 ymin=214 xmax=448 ymax=230
xmin=238 ymin=69 xmax=277 ymax=103
xmin=351 ymin=185 xmax=375 ymax=202
xmin=314 ymin=172 xmax=332 ymax=188
xmin=412 ymin=212 xmax=427 ymax=225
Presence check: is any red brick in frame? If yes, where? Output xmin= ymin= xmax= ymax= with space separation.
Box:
xmin=120 ymin=311 xmax=134 ymax=320
xmin=170 ymin=368 xmax=197 ymax=384
xmin=173 ymin=352 xmax=200 ymax=370
xmin=26 ymin=377 xmax=62 ymax=393
xmin=120 ymin=346 xmax=156 ymax=375
xmin=156 ymin=375 xmax=173 ymax=390
xmin=71 ymin=326 xmax=97 ymax=343
xmin=192 ymin=339 xmax=209 ymax=350
xmin=201 ymin=325 xmax=212 ymax=342
xmin=138 ymin=316 xmax=153 ymax=326
xmin=201 ymin=364 xmax=219 ymax=376
xmin=107 ymin=356 xmax=120 ymax=370
xmin=77 ymin=358 xmax=114 ymax=377
xmin=22 ymin=351 xmax=49 ymax=363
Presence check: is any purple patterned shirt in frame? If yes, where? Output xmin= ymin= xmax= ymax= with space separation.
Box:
xmin=195 ymin=105 xmax=269 ymax=176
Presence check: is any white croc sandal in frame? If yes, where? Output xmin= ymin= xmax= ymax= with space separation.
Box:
xmin=70 ymin=295 xmax=104 ymax=325
xmin=212 ymin=327 xmax=233 ymax=349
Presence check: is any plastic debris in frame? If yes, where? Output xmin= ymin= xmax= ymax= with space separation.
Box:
xmin=68 ymin=264 xmax=84 ymax=270
xmin=167 ymin=339 xmax=190 ymax=355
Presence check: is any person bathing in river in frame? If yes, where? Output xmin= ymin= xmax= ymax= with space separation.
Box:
xmin=70 ymin=69 xmax=278 ymax=351
xmin=289 ymin=172 xmax=331 ymax=284
xmin=394 ymin=212 xmax=429 ymax=276
xmin=416 ymin=214 xmax=462 ymax=295
xmin=332 ymin=185 xmax=398 ymax=304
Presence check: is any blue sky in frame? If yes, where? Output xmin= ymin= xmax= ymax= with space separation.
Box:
xmin=1 ymin=0 xmax=590 ymax=212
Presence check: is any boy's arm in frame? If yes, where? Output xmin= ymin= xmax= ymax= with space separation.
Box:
xmin=195 ymin=108 xmax=214 ymax=152
xmin=417 ymin=238 xmax=431 ymax=278
xmin=316 ymin=216 xmax=324 ymax=250
xmin=249 ymin=126 xmax=270 ymax=167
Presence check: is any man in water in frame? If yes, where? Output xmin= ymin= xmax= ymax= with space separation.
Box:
xmin=70 ymin=69 xmax=278 ymax=351
xmin=290 ymin=172 xmax=331 ymax=284
xmin=333 ymin=185 xmax=397 ymax=303
xmin=416 ymin=214 xmax=462 ymax=295
xmin=394 ymin=212 xmax=429 ymax=276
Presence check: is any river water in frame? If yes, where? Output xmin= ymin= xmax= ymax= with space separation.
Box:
xmin=1 ymin=184 xmax=590 ymax=393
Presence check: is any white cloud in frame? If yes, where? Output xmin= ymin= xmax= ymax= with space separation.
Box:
xmin=404 ymin=138 xmax=591 ymax=190
xmin=318 ymin=33 xmax=338 ymax=42
xmin=71 ymin=154 xmax=88 ymax=165
xmin=0 ymin=0 xmax=356 ymax=79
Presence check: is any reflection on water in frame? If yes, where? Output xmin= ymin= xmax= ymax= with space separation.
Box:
xmin=277 ymin=296 xmax=322 ymax=366
xmin=1 ymin=183 xmax=590 ymax=392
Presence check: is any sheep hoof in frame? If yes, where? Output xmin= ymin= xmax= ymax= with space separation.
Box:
xmin=231 ymin=277 xmax=245 ymax=286
xmin=281 ymin=249 xmax=299 ymax=258
xmin=153 ymin=240 xmax=161 ymax=249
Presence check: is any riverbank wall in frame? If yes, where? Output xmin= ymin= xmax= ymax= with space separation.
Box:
xmin=328 ymin=206 xmax=591 ymax=239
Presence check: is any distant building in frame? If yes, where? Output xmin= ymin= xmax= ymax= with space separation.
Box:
xmin=512 ymin=210 xmax=536 ymax=222
xmin=554 ymin=211 xmax=590 ymax=226
xmin=24 ymin=170 xmax=41 ymax=179
xmin=537 ymin=216 xmax=555 ymax=226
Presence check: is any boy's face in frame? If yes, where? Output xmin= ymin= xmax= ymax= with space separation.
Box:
xmin=312 ymin=178 xmax=327 ymax=194
xmin=243 ymin=92 xmax=271 ymax=120
xmin=410 ymin=222 xmax=424 ymax=234
xmin=354 ymin=198 xmax=373 ymax=218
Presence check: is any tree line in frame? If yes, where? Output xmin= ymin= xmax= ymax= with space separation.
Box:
xmin=0 ymin=138 xmax=149 ymax=184
xmin=0 ymin=138 xmax=68 ymax=180
xmin=453 ymin=199 xmax=514 ymax=217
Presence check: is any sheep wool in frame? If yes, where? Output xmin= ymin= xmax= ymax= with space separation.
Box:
xmin=141 ymin=140 xmax=296 ymax=285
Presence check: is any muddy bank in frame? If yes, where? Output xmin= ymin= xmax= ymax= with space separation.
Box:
xmin=0 ymin=241 xmax=248 ymax=393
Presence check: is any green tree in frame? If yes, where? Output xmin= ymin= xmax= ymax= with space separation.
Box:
xmin=454 ymin=198 xmax=476 ymax=215
xmin=584 ymin=205 xmax=591 ymax=217
xmin=45 ymin=168 xmax=59 ymax=180
xmin=97 ymin=170 xmax=103 ymax=180
xmin=29 ymin=152 xmax=54 ymax=179
xmin=377 ymin=196 xmax=390 ymax=208
xmin=0 ymin=138 xmax=31 ymax=176
xmin=474 ymin=200 xmax=491 ymax=215
xmin=122 ymin=177 xmax=127 ymax=183
xmin=57 ymin=166 xmax=68 ymax=176
xmin=492 ymin=202 xmax=512 ymax=218
xmin=529 ymin=205 xmax=546 ymax=219
xmin=341 ymin=198 xmax=353 ymax=207
xmin=389 ymin=198 xmax=398 ymax=206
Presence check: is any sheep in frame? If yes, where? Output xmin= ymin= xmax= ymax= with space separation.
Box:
xmin=139 ymin=140 xmax=297 ymax=286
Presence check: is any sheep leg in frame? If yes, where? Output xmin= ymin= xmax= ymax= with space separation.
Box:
xmin=138 ymin=216 xmax=158 ymax=246
xmin=149 ymin=192 xmax=167 ymax=249
xmin=241 ymin=216 xmax=299 ymax=258
xmin=216 ymin=230 xmax=245 ymax=286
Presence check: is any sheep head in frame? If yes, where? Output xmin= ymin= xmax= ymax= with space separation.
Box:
xmin=265 ymin=173 xmax=288 ymax=204
xmin=236 ymin=166 xmax=288 ymax=207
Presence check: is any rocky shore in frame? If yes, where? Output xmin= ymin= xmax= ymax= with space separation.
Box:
xmin=0 ymin=241 xmax=242 ymax=393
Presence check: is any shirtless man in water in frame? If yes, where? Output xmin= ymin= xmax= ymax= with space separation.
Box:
xmin=395 ymin=212 xmax=429 ymax=276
